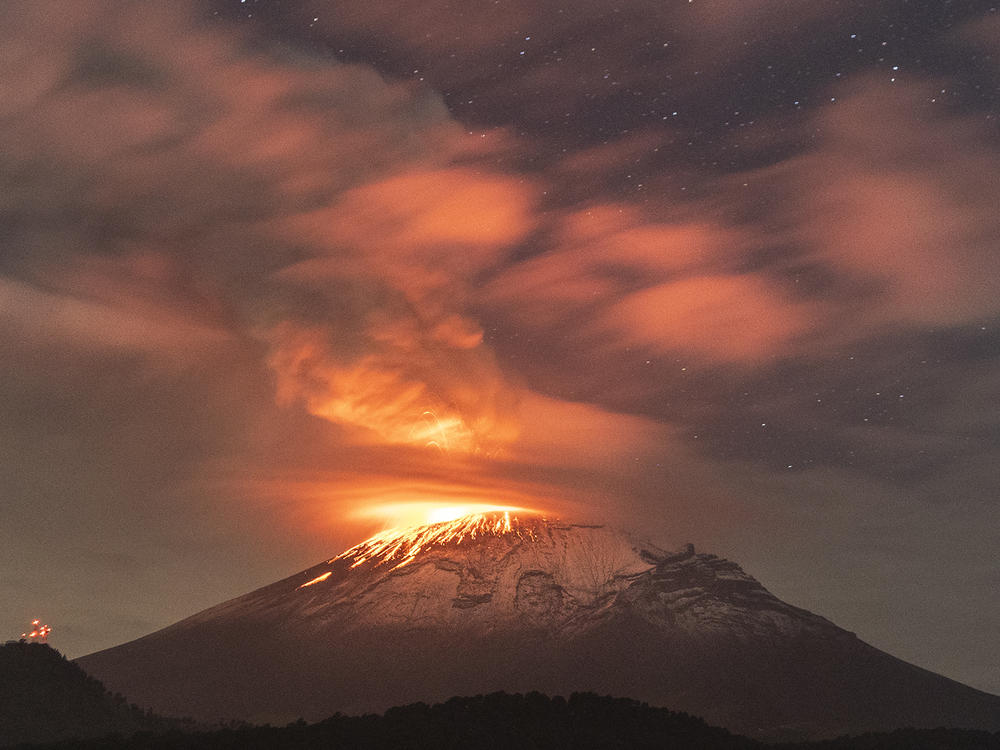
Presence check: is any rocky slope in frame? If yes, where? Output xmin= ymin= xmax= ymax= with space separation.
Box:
xmin=76 ymin=512 xmax=1000 ymax=740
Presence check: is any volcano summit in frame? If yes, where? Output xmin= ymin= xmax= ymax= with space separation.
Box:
xmin=77 ymin=512 xmax=1000 ymax=739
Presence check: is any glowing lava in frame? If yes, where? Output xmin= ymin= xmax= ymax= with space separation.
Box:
xmin=352 ymin=500 xmax=538 ymax=530
xmin=297 ymin=571 xmax=332 ymax=589
xmin=339 ymin=511 xmax=533 ymax=570
xmin=306 ymin=510 xmax=544 ymax=580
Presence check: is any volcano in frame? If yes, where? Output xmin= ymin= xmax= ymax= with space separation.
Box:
xmin=77 ymin=512 xmax=1000 ymax=739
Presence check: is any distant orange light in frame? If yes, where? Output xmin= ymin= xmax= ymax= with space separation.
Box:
xmin=20 ymin=619 xmax=51 ymax=642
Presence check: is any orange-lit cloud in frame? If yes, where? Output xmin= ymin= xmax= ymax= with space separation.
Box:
xmin=601 ymin=275 xmax=815 ymax=363
xmin=261 ymin=166 xmax=538 ymax=453
xmin=770 ymin=77 xmax=1000 ymax=327
xmin=0 ymin=0 xmax=542 ymax=466
xmin=509 ymin=392 xmax=679 ymax=471
xmin=5 ymin=1 xmax=996 ymax=531
xmin=484 ymin=208 xmax=739 ymax=333
xmin=264 ymin=323 xmax=519 ymax=454
xmin=486 ymin=206 xmax=816 ymax=367
xmin=483 ymin=73 xmax=1000 ymax=386
xmin=308 ymin=168 xmax=538 ymax=262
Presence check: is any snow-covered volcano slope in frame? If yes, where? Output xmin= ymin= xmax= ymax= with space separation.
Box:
xmin=77 ymin=513 xmax=1000 ymax=739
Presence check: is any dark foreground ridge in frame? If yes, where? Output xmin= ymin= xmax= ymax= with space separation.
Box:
xmin=4 ymin=649 xmax=997 ymax=750
xmin=0 ymin=642 xmax=181 ymax=748
xmin=10 ymin=692 xmax=1000 ymax=750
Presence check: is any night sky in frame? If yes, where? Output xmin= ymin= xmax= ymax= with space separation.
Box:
xmin=2 ymin=0 xmax=998 ymax=695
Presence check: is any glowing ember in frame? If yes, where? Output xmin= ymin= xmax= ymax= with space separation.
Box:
xmin=21 ymin=619 xmax=52 ymax=642
xmin=297 ymin=571 xmax=332 ymax=589
xmin=331 ymin=510 xmax=541 ymax=572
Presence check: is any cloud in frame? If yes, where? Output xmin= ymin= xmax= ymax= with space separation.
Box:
xmin=301 ymin=168 xmax=538 ymax=262
xmin=265 ymin=166 xmax=539 ymax=451
xmin=0 ymin=0 xmax=544 ymax=459
xmin=600 ymin=275 xmax=815 ymax=363
xmin=263 ymin=322 xmax=520 ymax=454
xmin=756 ymin=75 xmax=1000 ymax=328
xmin=485 ymin=206 xmax=821 ymax=370
xmin=484 ymin=68 xmax=1000 ymax=398
xmin=0 ymin=273 xmax=228 ymax=360
xmin=485 ymin=207 xmax=742 ymax=334
xmin=508 ymin=391 xmax=678 ymax=471
xmin=0 ymin=0 xmax=678 ymax=579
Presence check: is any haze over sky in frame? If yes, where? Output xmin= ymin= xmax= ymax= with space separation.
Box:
xmin=2 ymin=0 xmax=998 ymax=695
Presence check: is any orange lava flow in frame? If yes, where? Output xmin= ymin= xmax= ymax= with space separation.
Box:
xmin=305 ymin=510 xmax=541 ymax=580
xmin=295 ymin=506 xmax=540 ymax=589
xmin=297 ymin=571 xmax=333 ymax=589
